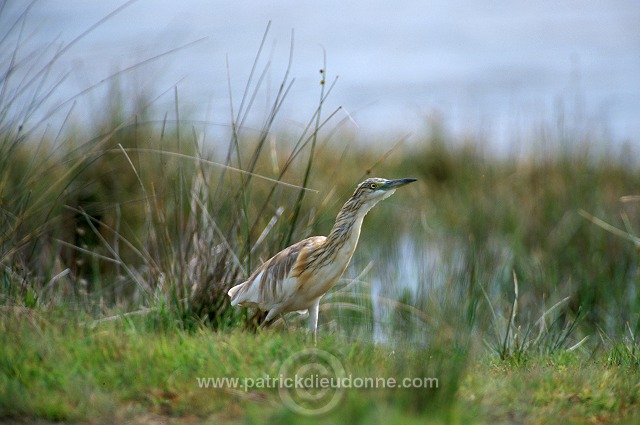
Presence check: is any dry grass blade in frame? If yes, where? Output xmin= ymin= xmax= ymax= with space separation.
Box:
xmin=91 ymin=307 xmax=153 ymax=324
xmin=251 ymin=206 xmax=284 ymax=255
xmin=579 ymin=209 xmax=640 ymax=246
xmin=54 ymin=239 xmax=121 ymax=265
xmin=620 ymin=195 xmax=640 ymax=203
xmin=501 ymin=271 xmax=519 ymax=358
xmin=324 ymin=261 xmax=374 ymax=298
xmin=108 ymin=147 xmax=318 ymax=193
xmin=189 ymin=194 xmax=246 ymax=277
xmin=532 ymin=296 xmax=570 ymax=345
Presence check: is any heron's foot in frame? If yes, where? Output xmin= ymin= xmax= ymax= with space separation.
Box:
xmin=305 ymin=328 xmax=318 ymax=346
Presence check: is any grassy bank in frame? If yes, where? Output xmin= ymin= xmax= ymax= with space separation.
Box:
xmin=1 ymin=309 xmax=639 ymax=424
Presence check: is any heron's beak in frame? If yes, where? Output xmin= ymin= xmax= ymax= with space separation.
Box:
xmin=383 ymin=178 xmax=417 ymax=190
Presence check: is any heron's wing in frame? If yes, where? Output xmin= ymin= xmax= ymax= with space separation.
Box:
xmin=228 ymin=236 xmax=326 ymax=309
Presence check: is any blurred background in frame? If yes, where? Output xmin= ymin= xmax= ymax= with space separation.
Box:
xmin=11 ymin=0 xmax=640 ymax=154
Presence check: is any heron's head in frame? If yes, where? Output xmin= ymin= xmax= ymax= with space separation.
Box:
xmin=352 ymin=177 xmax=417 ymax=212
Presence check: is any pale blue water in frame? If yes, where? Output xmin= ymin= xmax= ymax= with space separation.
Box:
xmin=5 ymin=0 xmax=640 ymax=153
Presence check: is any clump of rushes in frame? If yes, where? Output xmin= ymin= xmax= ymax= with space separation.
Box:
xmin=0 ymin=13 xmax=346 ymax=331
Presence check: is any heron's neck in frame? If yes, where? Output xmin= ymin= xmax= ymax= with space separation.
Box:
xmin=300 ymin=196 xmax=372 ymax=280
xmin=324 ymin=196 xmax=369 ymax=256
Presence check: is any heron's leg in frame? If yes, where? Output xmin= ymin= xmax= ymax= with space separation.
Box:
xmin=281 ymin=313 xmax=289 ymax=330
xmin=308 ymin=299 xmax=320 ymax=346
xmin=251 ymin=310 xmax=269 ymax=332
xmin=259 ymin=308 xmax=280 ymax=331
xmin=257 ymin=317 xmax=269 ymax=330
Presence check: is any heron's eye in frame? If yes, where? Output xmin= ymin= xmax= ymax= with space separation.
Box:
xmin=369 ymin=183 xmax=377 ymax=190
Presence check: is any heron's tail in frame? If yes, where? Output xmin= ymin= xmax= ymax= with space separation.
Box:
xmin=227 ymin=283 xmax=245 ymax=306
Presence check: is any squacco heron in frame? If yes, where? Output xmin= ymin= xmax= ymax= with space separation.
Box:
xmin=227 ymin=177 xmax=416 ymax=342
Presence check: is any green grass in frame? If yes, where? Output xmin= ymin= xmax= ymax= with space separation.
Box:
xmin=1 ymin=309 xmax=639 ymax=424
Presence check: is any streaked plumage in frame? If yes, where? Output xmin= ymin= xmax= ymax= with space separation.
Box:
xmin=228 ymin=177 xmax=416 ymax=342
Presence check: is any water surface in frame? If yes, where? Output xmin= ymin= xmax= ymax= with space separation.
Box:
xmin=6 ymin=0 xmax=640 ymax=152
